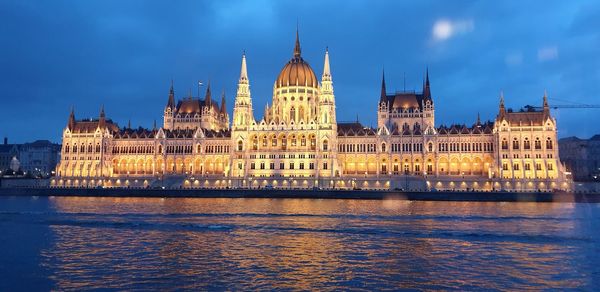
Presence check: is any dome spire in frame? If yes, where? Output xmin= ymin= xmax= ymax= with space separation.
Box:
xmin=294 ymin=26 xmax=301 ymax=58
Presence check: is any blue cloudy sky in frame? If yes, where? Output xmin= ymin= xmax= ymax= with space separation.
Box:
xmin=1 ymin=0 xmax=599 ymax=143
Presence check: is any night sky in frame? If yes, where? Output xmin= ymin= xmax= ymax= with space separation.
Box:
xmin=1 ymin=0 xmax=599 ymax=144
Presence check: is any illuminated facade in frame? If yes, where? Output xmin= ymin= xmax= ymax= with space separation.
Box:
xmin=53 ymin=31 xmax=570 ymax=191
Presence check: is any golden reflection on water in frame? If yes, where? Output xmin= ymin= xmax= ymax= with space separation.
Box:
xmin=40 ymin=197 xmax=596 ymax=290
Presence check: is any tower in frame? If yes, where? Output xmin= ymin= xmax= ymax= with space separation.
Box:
xmin=377 ymin=70 xmax=389 ymax=129
xmin=421 ymin=68 xmax=435 ymax=130
xmin=319 ymin=47 xmax=336 ymax=125
xmin=163 ymin=81 xmax=175 ymax=129
xmin=232 ymin=52 xmax=255 ymax=128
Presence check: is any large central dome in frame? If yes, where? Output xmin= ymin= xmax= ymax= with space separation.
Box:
xmin=275 ymin=31 xmax=318 ymax=89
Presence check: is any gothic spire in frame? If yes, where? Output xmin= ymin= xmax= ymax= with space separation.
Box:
xmin=220 ymin=90 xmax=226 ymax=113
xmin=294 ymin=27 xmax=301 ymax=58
xmin=98 ymin=105 xmax=106 ymax=128
xmin=423 ymin=67 xmax=431 ymax=100
xmin=239 ymin=51 xmax=248 ymax=83
xmin=205 ymin=81 xmax=212 ymax=105
xmin=380 ymin=69 xmax=387 ymax=103
xmin=322 ymin=47 xmax=331 ymax=78
xmin=167 ymin=80 xmax=175 ymax=108
xmin=68 ymin=106 xmax=76 ymax=129
xmin=500 ymin=90 xmax=505 ymax=108
xmin=543 ymin=90 xmax=550 ymax=117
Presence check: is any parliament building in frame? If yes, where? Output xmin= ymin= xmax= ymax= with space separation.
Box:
xmin=53 ymin=32 xmax=571 ymax=191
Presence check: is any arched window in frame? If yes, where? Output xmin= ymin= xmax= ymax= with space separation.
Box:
xmin=546 ymin=138 xmax=553 ymax=149
xmin=80 ymin=144 xmax=85 ymax=153
xmin=512 ymin=138 xmax=519 ymax=150
xmin=271 ymin=136 xmax=277 ymax=147
xmin=158 ymin=145 xmax=162 ymax=154
xmin=197 ymin=145 xmax=202 ymax=153
xmin=382 ymin=143 xmax=387 ymax=152
xmin=310 ymin=135 xmax=316 ymax=150
xmin=291 ymin=135 xmax=297 ymax=147
xmin=428 ymin=142 xmax=433 ymax=152
xmin=535 ymin=138 xmax=542 ymax=149
xmin=323 ymin=139 xmax=328 ymax=151
xmin=300 ymin=135 xmax=306 ymax=147
xmin=524 ymin=138 xmax=530 ymax=150
xmin=238 ymin=140 xmax=243 ymax=151
xmin=252 ymin=136 xmax=258 ymax=150
xmin=95 ymin=144 xmax=101 ymax=153
xmin=88 ymin=144 xmax=92 ymax=153
xmin=501 ymin=139 xmax=508 ymax=150
xmin=262 ymin=135 xmax=268 ymax=147
xmin=290 ymin=107 xmax=296 ymax=122
xmin=65 ymin=143 xmax=70 ymax=153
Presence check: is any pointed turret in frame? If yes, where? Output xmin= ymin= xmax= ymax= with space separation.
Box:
xmin=233 ymin=52 xmax=254 ymax=127
xmin=127 ymin=119 xmax=131 ymax=129
xmin=220 ymin=90 xmax=227 ymax=113
xmin=167 ymin=80 xmax=175 ymax=108
xmin=68 ymin=107 xmax=76 ymax=130
xmin=294 ymin=27 xmax=301 ymax=58
xmin=423 ymin=67 xmax=432 ymax=100
xmin=98 ymin=105 xmax=106 ymax=128
xmin=240 ymin=51 xmax=249 ymax=83
xmin=153 ymin=119 xmax=157 ymax=131
xmin=543 ymin=90 xmax=550 ymax=117
xmin=322 ymin=47 xmax=331 ymax=79
xmin=498 ymin=90 xmax=506 ymax=119
xmin=205 ymin=81 xmax=212 ymax=106
xmin=380 ymin=69 xmax=387 ymax=104
xmin=476 ymin=112 xmax=481 ymax=126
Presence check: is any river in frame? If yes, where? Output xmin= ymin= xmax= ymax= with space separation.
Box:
xmin=0 ymin=196 xmax=598 ymax=290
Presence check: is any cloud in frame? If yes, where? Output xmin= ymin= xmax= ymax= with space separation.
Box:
xmin=505 ymin=52 xmax=523 ymax=66
xmin=432 ymin=19 xmax=474 ymax=41
xmin=538 ymin=46 xmax=558 ymax=61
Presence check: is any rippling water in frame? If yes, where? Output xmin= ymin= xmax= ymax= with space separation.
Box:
xmin=0 ymin=196 xmax=599 ymax=290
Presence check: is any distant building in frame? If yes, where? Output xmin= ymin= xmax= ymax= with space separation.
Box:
xmin=19 ymin=140 xmax=61 ymax=175
xmin=559 ymin=135 xmax=600 ymax=181
xmin=0 ymin=137 xmax=19 ymax=173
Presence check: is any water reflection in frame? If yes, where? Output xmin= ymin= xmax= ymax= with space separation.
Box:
xmin=26 ymin=198 xmax=597 ymax=289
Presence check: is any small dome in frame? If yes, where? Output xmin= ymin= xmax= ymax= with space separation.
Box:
xmin=275 ymin=30 xmax=318 ymax=89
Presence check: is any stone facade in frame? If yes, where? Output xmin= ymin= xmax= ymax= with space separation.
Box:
xmin=53 ymin=32 xmax=571 ymax=191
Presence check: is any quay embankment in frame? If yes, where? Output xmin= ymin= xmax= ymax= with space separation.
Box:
xmin=0 ymin=187 xmax=599 ymax=202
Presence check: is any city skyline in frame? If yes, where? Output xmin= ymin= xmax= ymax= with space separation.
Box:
xmin=1 ymin=0 xmax=599 ymax=143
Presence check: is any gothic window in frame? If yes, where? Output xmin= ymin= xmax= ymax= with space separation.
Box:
xmin=381 ymin=143 xmax=387 ymax=152
xmin=513 ymin=163 xmax=520 ymax=171
xmin=262 ymin=135 xmax=268 ymax=147
xmin=524 ymin=138 xmax=531 ymax=150
xmin=65 ymin=144 xmax=70 ymax=153
xmin=238 ymin=140 xmax=243 ymax=151
xmin=281 ymin=135 xmax=287 ymax=150
xmin=323 ymin=139 xmax=328 ymax=151
xmin=95 ymin=144 xmax=101 ymax=153
xmin=428 ymin=142 xmax=433 ymax=152
xmin=158 ymin=145 xmax=162 ymax=154
xmin=197 ymin=145 xmax=202 ymax=153
xmin=290 ymin=107 xmax=296 ymax=122
xmin=547 ymin=163 xmax=553 ymax=171
xmin=271 ymin=136 xmax=277 ymax=147
xmin=535 ymin=138 xmax=542 ymax=149
xmin=310 ymin=135 xmax=316 ymax=150
xmin=301 ymin=135 xmax=306 ymax=147
xmin=252 ymin=136 xmax=258 ymax=150
xmin=501 ymin=139 xmax=508 ymax=150
xmin=546 ymin=138 xmax=553 ymax=149
xmin=512 ymin=138 xmax=519 ymax=150
xmin=291 ymin=135 xmax=297 ymax=147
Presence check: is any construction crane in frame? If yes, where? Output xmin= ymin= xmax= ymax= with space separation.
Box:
xmin=524 ymin=104 xmax=600 ymax=111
